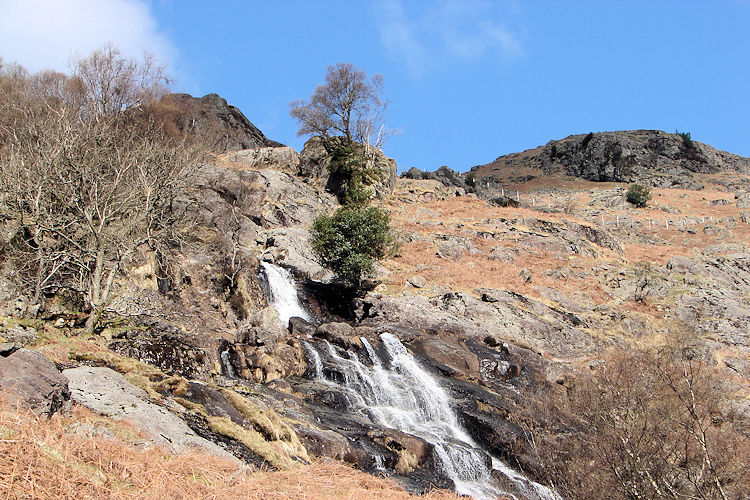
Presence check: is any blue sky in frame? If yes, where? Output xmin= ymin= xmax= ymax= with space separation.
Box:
xmin=1 ymin=1 xmax=748 ymax=172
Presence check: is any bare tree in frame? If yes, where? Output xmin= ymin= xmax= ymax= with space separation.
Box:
xmin=289 ymin=63 xmax=394 ymax=149
xmin=0 ymin=53 xmax=199 ymax=332
xmin=516 ymin=340 xmax=750 ymax=500
xmin=71 ymin=43 xmax=171 ymax=119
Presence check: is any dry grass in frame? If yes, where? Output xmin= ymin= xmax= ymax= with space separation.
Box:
xmin=382 ymin=196 xmax=613 ymax=303
xmin=382 ymin=179 xmax=750 ymax=300
xmin=0 ymin=400 xmax=459 ymax=500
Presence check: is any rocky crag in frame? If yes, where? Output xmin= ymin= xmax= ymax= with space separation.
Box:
xmin=2 ymin=104 xmax=749 ymax=498
xmin=155 ymin=92 xmax=283 ymax=153
xmin=405 ymin=130 xmax=750 ymax=197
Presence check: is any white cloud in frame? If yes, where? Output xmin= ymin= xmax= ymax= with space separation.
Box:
xmin=0 ymin=0 xmax=176 ymax=74
xmin=375 ymin=0 xmax=523 ymax=77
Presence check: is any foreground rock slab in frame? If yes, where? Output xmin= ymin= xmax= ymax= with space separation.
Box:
xmin=64 ymin=366 xmax=235 ymax=460
xmin=0 ymin=349 xmax=70 ymax=417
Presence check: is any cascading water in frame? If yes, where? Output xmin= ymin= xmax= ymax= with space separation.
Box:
xmin=306 ymin=335 xmax=561 ymax=500
xmin=260 ymin=261 xmax=311 ymax=326
xmin=261 ymin=261 xmax=558 ymax=499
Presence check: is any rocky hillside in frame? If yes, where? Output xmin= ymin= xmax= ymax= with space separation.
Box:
xmin=154 ymin=93 xmax=283 ymax=153
xmin=2 ymin=107 xmax=749 ymax=499
xmin=470 ymin=130 xmax=750 ymax=191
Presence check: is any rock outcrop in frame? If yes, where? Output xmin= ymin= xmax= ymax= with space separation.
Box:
xmin=472 ymin=130 xmax=750 ymax=190
xmin=0 ymin=349 xmax=70 ymax=417
xmin=64 ymin=366 xmax=235 ymax=458
xmin=298 ymin=136 xmax=398 ymax=200
xmin=156 ymin=93 xmax=283 ymax=153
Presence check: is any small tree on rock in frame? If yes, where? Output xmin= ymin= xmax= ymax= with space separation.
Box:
xmin=291 ymin=63 xmax=397 ymax=203
xmin=290 ymin=62 xmax=392 ymax=148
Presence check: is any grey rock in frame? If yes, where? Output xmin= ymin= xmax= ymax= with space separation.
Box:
xmin=534 ymin=287 xmax=586 ymax=313
xmin=314 ymin=322 xmax=358 ymax=350
xmin=1 ymin=325 xmax=37 ymax=345
xmin=667 ymin=255 xmax=702 ymax=274
xmin=520 ymin=269 xmax=533 ymax=283
xmin=64 ymin=366 xmax=234 ymax=459
xmin=260 ymin=227 xmax=330 ymax=280
xmin=356 ymin=291 xmax=599 ymax=359
xmin=407 ymin=275 xmax=427 ymax=288
xmin=411 ymin=337 xmax=480 ymax=381
xmin=237 ymin=307 xmax=287 ymax=348
xmin=736 ymin=192 xmax=750 ymax=208
xmin=221 ymin=146 xmax=300 ymax=174
xmin=0 ymin=342 xmax=21 ymax=356
xmin=472 ymin=130 xmax=749 ymax=192
xmin=723 ymin=357 xmax=750 ymax=378
xmin=0 ymin=349 xmax=69 ymax=417
xmin=296 ymin=427 xmax=353 ymax=461
xmin=436 ymin=241 xmax=464 ymax=260
xmin=299 ymin=136 xmax=397 ymax=200
xmin=488 ymin=245 xmax=516 ymax=262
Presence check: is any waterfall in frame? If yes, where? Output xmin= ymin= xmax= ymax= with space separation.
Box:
xmin=306 ymin=334 xmax=560 ymax=500
xmin=220 ymin=349 xmax=235 ymax=378
xmin=260 ymin=261 xmax=311 ymax=326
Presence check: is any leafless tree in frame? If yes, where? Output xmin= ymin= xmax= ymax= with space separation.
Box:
xmin=289 ymin=62 xmax=395 ymax=150
xmin=515 ymin=340 xmax=749 ymax=500
xmin=71 ymin=43 xmax=171 ymax=120
xmin=0 ymin=52 xmax=199 ymax=332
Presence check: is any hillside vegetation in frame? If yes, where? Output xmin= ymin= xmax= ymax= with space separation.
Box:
xmin=1 ymin=50 xmax=749 ymax=500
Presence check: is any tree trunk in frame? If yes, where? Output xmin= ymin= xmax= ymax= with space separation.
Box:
xmin=84 ymin=304 xmax=104 ymax=335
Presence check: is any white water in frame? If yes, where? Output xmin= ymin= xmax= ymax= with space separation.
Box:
xmin=307 ymin=334 xmax=561 ymax=500
xmin=263 ymin=261 xmax=558 ymax=499
xmin=220 ymin=349 xmax=235 ymax=378
xmin=260 ymin=261 xmax=311 ymax=326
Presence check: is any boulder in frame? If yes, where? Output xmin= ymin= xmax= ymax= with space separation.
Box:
xmin=488 ymin=245 xmax=516 ymax=262
xmin=520 ymin=268 xmax=533 ymax=283
xmin=314 ymin=322 xmax=358 ymax=350
xmin=0 ymin=325 xmax=37 ymax=346
xmin=298 ymin=136 xmax=397 ymax=200
xmin=296 ymin=427 xmax=353 ymax=461
xmin=411 ymin=338 xmax=481 ymax=381
xmin=64 ymin=366 xmax=234 ymax=459
xmin=736 ymin=192 xmax=750 ymax=208
xmin=407 ymin=276 xmax=427 ymax=288
xmin=0 ymin=349 xmax=69 ymax=417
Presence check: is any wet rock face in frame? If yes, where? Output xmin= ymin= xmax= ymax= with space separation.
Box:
xmin=410 ymin=338 xmax=480 ymax=382
xmin=108 ymin=320 xmax=210 ymax=379
xmin=0 ymin=349 xmax=70 ymax=417
xmin=314 ymin=322 xmax=358 ymax=350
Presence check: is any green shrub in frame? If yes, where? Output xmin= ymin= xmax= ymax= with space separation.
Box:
xmin=626 ymin=183 xmax=651 ymax=208
xmin=310 ymin=205 xmax=398 ymax=289
xmin=676 ymin=130 xmax=694 ymax=150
